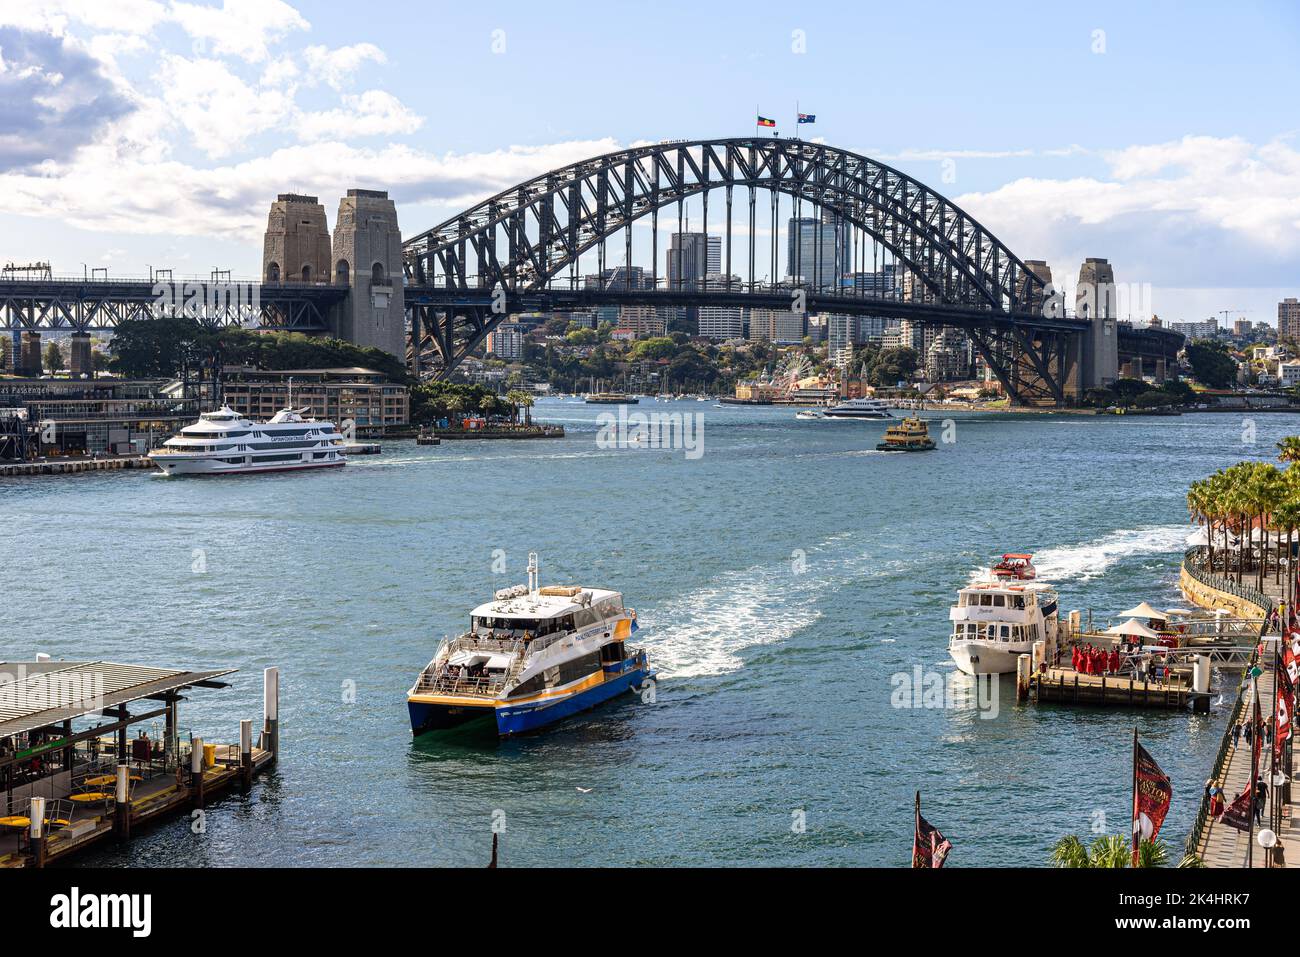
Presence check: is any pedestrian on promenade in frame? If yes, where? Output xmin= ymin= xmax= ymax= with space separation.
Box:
xmin=1209 ymin=786 xmax=1225 ymax=820
xmin=1232 ymin=721 xmax=1243 ymax=747
xmin=1253 ymin=777 xmax=1269 ymax=825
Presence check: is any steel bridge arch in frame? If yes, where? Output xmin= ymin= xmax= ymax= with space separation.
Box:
xmin=403 ymin=137 xmax=1055 ymax=386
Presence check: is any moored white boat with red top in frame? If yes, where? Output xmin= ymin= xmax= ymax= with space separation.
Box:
xmin=992 ymin=553 xmax=1036 ymax=580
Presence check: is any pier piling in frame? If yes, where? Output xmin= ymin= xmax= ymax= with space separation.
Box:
xmin=29 ymin=797 xmax=45 ymax=869
xmin=240 ymin=719 xmax=253 ymax=792
xmin=191 ymin=736 xmax=205 ymax=810
xmin=1016 ymin=654 xmax=1031 ymax=703
xmin=263 ymin=668 xmax=279 ymax=766
xmin=114 ymin=763 xmax=130 ymax=843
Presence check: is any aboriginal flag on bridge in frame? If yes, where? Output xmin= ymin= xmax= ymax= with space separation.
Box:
xmin=912 ymin=792 xmax=952 ymax=868
xmin=1132 ymin=732 xmax=1173 ymax=865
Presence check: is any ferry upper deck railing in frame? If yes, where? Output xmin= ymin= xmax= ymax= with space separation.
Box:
xmin=413 ymin=672 xmax=508 ymax=697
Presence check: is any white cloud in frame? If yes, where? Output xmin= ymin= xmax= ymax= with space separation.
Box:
xmin=0 ymin=136 xmax=623 ymax=241
xmin=955 ymin=135 xmax=1300 ymax=290
xmin=303 ymin=42 xmax=386 ymax=90
xmin=294 ymin=89 xmax=423 ymax=142
xmin=168 ymin=0 xmax=308 ymax=62
xmin=0 ymin=0 xmax=168 ymax=36
xmin=156 ymin=54 xmax=293 ymax=157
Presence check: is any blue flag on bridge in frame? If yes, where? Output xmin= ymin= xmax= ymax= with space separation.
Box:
xmin=798 ymin=113 xmax=816 ymax=124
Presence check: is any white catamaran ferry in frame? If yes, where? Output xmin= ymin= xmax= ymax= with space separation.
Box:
xmin=407 ymin=555 xmax=653 ymax=736
xmin=149 ymin=406 xmax=346 ymax=476
xmin=947 ymin=578 xmax=1059 ymax=675
xmin=822 ymin=397 xmax=892 ymax=419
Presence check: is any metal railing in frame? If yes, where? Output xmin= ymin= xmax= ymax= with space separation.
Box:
xmin=1182 ymin=546 xmax=1268 ymax=860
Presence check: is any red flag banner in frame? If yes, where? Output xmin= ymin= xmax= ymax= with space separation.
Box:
xmin=912 ymin=809 xmax=952 ymax=868
xmin=1276 ymin=661 xmax=1294 ymax=761
xmin=1133 ymin=741 xmax=1172 ymax=863
xmin=1220 ymin=787 xmax=1254 ymax=832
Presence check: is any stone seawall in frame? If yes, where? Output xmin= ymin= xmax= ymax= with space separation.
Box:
xmin=1179 ymin=565 xmax=1271 ymax=619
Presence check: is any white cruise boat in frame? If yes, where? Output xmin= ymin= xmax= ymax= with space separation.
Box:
xmin=947 ymin=578 xmax=1059 ymax=675
xmin=149 ymin=406 xmax=346 ymax=476
xmin=407 ymin=554 xmax=653 ymax=737
xmin=822 ymin=397 xmax=892 ymax=419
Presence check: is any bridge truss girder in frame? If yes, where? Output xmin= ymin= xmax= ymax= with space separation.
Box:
xmin=402 ymin=137 xmax=1073 ymax=402
xmin=0 ymin=284 xmax=338 ymax=334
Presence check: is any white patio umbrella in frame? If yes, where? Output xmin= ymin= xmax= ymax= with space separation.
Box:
xmin=1116 ymin=602 xmax=1168 ymax=621
xmin=1105 ymin=618 xmax=1161 ymax=640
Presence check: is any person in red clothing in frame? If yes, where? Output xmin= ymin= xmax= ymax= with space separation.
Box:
xmin=1108 ymin=648 xmax=1120 ymax=674
xmin=1208 ymin=786 xmax=1225 ymax=820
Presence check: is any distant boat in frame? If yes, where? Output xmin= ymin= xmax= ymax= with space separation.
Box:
xmin=875 ymin=416 xmax=936 ymax=451
xmin=585 ymin=393 xmax=639 ymax=404
xmin=149 ymin=406 xmax=345 ymax=476
xmin=823 ymin=397 xmax=892 ymax=419
xmin=992 ymin=553 xmax=1037 ymax=581
xmin=795 ymin=409 xmax=823 ymax=420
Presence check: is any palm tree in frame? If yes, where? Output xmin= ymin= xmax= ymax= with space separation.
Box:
xmin=1049 ymin=834 xmax=1090 ymax=868
xmin=445 ymin=395 xmax=465 ymax=428
xmin=1278 ymin=436 xmax=1300 ymax=464
xmin=1049 ymin=835 xmax=1169 ymax=868
xmin=505 ymin=390 xmax=534 ymax=427
xmin=1188 ymin=479 xmax=1214 ymax=572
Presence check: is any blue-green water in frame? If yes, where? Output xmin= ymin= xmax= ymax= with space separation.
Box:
xmin=1 ymin=402 xmax=1293 ymax=867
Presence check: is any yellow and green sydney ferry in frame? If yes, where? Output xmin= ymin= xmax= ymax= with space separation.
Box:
xmin=407 ymin=558 xmax=652 ymax=737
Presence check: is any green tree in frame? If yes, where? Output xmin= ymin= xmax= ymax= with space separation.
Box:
xmin=865 ymin=346 xmax=919 ymax=387
xmin=43 ymin=341 xmax=64 ymax=372
xmin=1185 ymin=339 xmax=1238 ymax=389
xmin=1112 ymin=377 xmax=1152 ymax=406
xmin=565 ymin=328 xmax=598 ymax=347
xmin=629 ymin=337 xmax=677 ymax=361
xmin=1049 ymin=834 xmax=1169 ymax=868
xmin=1277 ymin=436 xmax=1300 ymax=464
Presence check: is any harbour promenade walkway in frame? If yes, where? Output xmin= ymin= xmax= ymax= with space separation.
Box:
xmin=1186 ymin=567 xmax=1296 ymax=867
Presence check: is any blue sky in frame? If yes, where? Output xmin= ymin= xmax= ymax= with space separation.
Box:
xmin=1 ymin=0 xmax=1297 ymax=322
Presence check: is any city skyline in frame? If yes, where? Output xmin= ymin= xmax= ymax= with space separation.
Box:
xmin=0 ymin=0 xmax=1297 ymax=323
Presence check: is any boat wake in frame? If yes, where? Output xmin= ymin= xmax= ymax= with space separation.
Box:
xmin=645 ymin=541 xmax=924 ymax=679
xmin=645 ymin=565 xmax=825 ymax=680
xmin=970 ymin=524 xmax=1189 ymax=583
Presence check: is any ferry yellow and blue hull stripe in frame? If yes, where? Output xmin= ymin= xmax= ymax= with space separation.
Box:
xmin=407 ymin=652 xmax=653 ymax=737
xmin=495 ymin=658 xmax=651 ymax=736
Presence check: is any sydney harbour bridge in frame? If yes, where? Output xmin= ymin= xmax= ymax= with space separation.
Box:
xmin=0 ymin=137 xmax=1182 ymax=406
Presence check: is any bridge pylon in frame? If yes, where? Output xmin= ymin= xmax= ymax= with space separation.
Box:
xmin=330 ymin=189 xmax=406 ymax=359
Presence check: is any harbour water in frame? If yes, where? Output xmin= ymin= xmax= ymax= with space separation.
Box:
xmin=3 ymin=401 xmax=1295 ymax=867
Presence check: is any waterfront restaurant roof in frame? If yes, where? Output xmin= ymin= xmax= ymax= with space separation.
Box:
xmin=0 ymin=660 xmax=235 ymax=737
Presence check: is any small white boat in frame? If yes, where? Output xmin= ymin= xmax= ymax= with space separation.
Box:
xmin=823 ymin=398 xmax=892 ymax=419
xmin=795 ymin=409 xmax=823 ymax=420
xmin=947 ymin=575 xmax=1059 ymax=675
